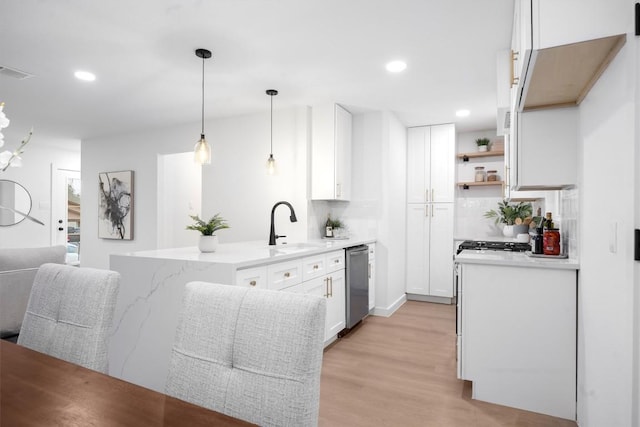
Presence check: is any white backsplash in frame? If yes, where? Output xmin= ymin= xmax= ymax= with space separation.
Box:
xmin=558 ymin=188 xmax=579 ymax=259
xmin=308 ymin=200 xmax=378 ymax=240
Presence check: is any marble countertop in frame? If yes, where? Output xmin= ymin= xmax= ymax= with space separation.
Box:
xmin=112 ymin=237 xmax=376 ymax=269
xmin=455 ymin=250 xmax=579 ymax=270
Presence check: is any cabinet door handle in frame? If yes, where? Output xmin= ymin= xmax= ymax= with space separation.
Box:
xmin=510 ymin=49 xmax=520 ymax=87
xmin=249 ymin=280 xmax=257 ymax=287
xmin=425 ymin=189 xmax=429 ymax=202
xmin=324 ymin=277 xmax=329 ymax=297
xmin=431 ymin=205 xmax=434 ymax=217
xmin=284 ymin=272 xmax=291 ymax=278
xmin=329 ymin=276 xmax=333 ymax=297
xmin=432 ymin=188 xmax=435 ymax=202
xmin=425 ymin=206 xmax=429 ymax=217
xmin=336 ymin=183 xmax=341 ymax=197
xmin=368 ymin=263 xmax=371 ymax=279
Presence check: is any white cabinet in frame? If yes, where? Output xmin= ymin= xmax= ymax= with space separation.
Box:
xmin=406 ymin=123 xmax=455 ymax=299
xmin=267 ymin=259 xmax=303 ymax=290
xmin=511 ymin=0 xmax=626 ymax=112
xmin=508 ymin=107 xmax=578 ymax=191
xmin=367 ymin=243 xmax=375 ymax=311
xmin=457 ymin=262 xmax=577 ymax=420
xmin=406 ymin=203 xmax=454 ymax=298
xmin=235 ymin=266 xmax=267 ymax=288
xmin=311 ymin=103 xmax=352 ymax=201
xmin=285 ymin=250 xmax=345 ymax=343
xmin=407 ymin=124 xmax=455 ymax=203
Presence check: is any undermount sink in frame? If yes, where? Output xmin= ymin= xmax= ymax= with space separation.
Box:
xmin=269 ymin=242 xmax=324 ymax=255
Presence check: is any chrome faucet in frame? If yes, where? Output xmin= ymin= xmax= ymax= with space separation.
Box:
xmin=269 ymin=201 xmax=297 ymax=245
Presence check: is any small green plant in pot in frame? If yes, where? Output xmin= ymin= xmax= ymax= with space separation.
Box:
xmin=475 ymin=138 xmax=491 ymax=152
xmin=187 ymin=214 xmax=230 ymax=252
xmin=484 ymin=200 xmax=532 ymax=237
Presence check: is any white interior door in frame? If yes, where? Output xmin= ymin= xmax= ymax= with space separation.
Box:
xmin=51 ymin=167 xmax=80 ymax=264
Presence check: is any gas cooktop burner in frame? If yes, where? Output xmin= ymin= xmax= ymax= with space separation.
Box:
xmin=456 ymin=240 xmax=531 ymax=255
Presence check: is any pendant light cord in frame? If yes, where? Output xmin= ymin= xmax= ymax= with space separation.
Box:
xmin=270 ymin=94 xmax=273 ymax=155
xmin=201 ymin=56 xmax=205 ymax=136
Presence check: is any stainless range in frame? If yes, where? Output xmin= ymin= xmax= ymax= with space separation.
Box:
xmin=456 ymin=240 xmax=531 ymax=255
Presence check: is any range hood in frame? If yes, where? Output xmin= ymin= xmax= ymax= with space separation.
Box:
xmin=517 ymin=33 xmax=626 ymax=111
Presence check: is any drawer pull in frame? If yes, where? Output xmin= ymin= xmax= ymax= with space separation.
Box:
xmin=284 ymin=272 xmax=291 ymax=278
xmin=334 ymin=259 xmax=340 ymax=264
xmin=249 ymin=280 xmax=257 ymax=287
xmin=313 ymin=264 xmax=319 ymax=270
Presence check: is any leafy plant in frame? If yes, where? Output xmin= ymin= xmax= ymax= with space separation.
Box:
xmin=475 ymin=137 xmax=490 ymax=147
xmin=186 ymin=214 xmax=230 ymax=236
xmin=484 ymin=200 xmax=532 ymax=225
xmin=327 ymin=217 xmax=343 ymax=229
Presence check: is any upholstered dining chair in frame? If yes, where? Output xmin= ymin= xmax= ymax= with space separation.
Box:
xmin=17 ymin=263 xmax=120 ymax=373
xmin=0 ymin=245 xmax=66 ymax=340
xmin=166 ymin=282 xmax=327 ymax=427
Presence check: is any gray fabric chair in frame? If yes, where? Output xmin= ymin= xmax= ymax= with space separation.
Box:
xmin=0 ymin=245 xmax=66 ymax=338
xmin=17 ymin=263 xmax=120 ymax=373
xmin=166 ymin=282 xmax=327 ymax=427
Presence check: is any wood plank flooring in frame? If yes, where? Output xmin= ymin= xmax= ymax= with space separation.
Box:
xmin=319 ymin=301 xmax=577 ymax=427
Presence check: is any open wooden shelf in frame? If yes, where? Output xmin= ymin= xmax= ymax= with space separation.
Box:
xmin=457 ymin=150 xmax=504 ymax=161
xmin=457 ymin=181 xmax=504 ymax=189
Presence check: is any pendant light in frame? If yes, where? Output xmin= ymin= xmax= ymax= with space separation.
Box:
xmin=266 ymin=89 xmax=278 ymax=175
xmin=194 ymin=48 xmax=212 ymax=165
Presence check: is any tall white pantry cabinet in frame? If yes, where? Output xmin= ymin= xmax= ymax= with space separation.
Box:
xmin=405 ymin=124 xmax=455 ymax=299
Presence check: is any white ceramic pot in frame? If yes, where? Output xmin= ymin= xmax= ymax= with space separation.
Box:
xmin=478 ymin=145 xmax=488 ymax=152
xmin=198 ymin=235 xmax=218 ymax=253
xmin=502 ymin=225 xmax=514 ymax=237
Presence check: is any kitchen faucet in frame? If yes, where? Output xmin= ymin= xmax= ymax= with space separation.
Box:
xmin=269 ymin=201 xmax=297 ymax=245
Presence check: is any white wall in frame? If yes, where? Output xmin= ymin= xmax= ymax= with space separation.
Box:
xmin=81 ymin=107 xmax=309 ymax=269
xmin=157 ymin=152 xmax=201 ymax=249
xmin=201 ymin=107 xmax=309 ymax=245
xmin=0 ymin=140 xmax=80 ymax=249
xmin=577 ymin=2 xmax=637 ymax=424
xmin=347 ymin=111 xmax=407 ymax=315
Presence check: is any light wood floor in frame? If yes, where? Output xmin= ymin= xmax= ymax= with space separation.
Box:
xmin=319 ymin=301 xmax=577 ymax=427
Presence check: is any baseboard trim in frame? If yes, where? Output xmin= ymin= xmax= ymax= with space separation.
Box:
xmin=371 ymin=293 xmax=407 ymax=317
xmin=406 ymin=293 xmax=455 ymax=305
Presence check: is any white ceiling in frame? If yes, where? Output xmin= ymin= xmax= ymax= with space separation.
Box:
xmin=0 ymin=0 xmax=513 ymax=146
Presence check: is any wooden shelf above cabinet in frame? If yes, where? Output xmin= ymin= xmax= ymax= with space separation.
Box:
xmin=458 ymin=181 xmax=504 ymax=190
xmin=457 ymin=150 xmax=504 ymax=162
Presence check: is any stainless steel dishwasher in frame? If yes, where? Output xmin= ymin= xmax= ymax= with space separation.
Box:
xmin=345 ymin=245 xmax=369 ymax=329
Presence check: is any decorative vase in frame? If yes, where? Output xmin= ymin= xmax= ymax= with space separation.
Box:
xmin=198 ymin=235 xmax=218 ymax=253
xmin=478 ymin=145 xmax=488 ymax=152
xmin=502 ymin=225 xmax=514 ymax=237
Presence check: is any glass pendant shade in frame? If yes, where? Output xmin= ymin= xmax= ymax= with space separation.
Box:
xmin=194 ymin=134 xmax=211 ymax=164
xmin=266 ymin=153 xmax=276 ymax=175
xmin=194 ymin=48 xmax=212 ymax=165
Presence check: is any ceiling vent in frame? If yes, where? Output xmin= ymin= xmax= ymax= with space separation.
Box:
xmin=0 ymin=66 xmax=34 ymax=80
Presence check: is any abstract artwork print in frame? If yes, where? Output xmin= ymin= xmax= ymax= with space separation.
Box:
xmin=98 ymin=170 xmax=133 ymax=240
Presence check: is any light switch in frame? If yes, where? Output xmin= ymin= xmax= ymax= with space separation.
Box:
xmin=609 ymin=222 xmax=617 ymax=254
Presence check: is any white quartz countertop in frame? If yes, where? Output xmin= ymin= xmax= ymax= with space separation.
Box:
xmin=455 ymin=250 xmax=579 ymax=270
xmin=112 ymin=237 xmax=375 ymax=269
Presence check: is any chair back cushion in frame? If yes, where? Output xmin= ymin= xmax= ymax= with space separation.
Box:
xmin=0 ymin=246 xmax=66 ymax=337
xmin=17 ymin=263 xmax=120 ymax=373
xmin=166 ymin=282 xmax=326 ymax=427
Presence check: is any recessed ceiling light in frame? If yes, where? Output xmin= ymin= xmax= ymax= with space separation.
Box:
xmin=456 ymin=109 xmax=470 ymax=117
xmin=385 ymin=60 xmax=407 ymax=73
xmin=74 ymin=71 xmax=96 ymax=82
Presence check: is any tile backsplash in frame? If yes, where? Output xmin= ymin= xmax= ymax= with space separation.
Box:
xmin=559 ymin=188 xmax=579 ymax=259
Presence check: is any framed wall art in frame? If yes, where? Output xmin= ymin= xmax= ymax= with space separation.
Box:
xmin=98 ymin=170 xmax=134 ymax=240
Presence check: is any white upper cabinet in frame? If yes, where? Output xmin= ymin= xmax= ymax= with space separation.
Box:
xmin=512 ymin=0 xmax=626 ymax=112
xmin=511 ymin=107 xmax=578 ymax=190
xmin=311 ymin=103 xmax=352 ymax=201
xmin=407 ymin=124 xmax=455 ymax=204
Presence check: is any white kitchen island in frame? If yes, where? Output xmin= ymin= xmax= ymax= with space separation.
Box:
xmin=108 ymin=238 xmax=373 ymax=393
xmin=455 ymin=251 xmax=579 ymax=420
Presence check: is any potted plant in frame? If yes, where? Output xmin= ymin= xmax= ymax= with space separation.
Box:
xmin=186 ymin=213 xmax=230 ymax=253
xmin=325 ymin=216 xmax=346 ymax=238
xmin=475 ymin=138 xmax=490 ymax=152
xmin=484 ymin=200 xmax=532 ymax=237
